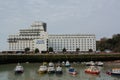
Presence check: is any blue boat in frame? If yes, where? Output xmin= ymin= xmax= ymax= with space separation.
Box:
xmin=68 ymin=67 xmax=77 ymax=75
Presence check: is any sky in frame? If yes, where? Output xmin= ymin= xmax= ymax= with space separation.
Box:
xmin=0 ymin=0 xmax=120 ymax=51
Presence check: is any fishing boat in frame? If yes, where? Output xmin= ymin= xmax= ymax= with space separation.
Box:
xmin=14 ymin=63 xmax=24 ymax=74
xmin=65 ymin=61 xmax=71 ymax=67
xmin=106 ymin=68 xmax=120 ymax=75
xmin=48 ymin=62 xmax=54 ymax=67
xmin=56 ymin=66 xmax=63 ymax=74
xmin=85 ymin=66 xmax=100 ymax=75
xmin=47 ymin=62 xmax=55 ymax=74
xmin=85 ymin=61 xmax=95 ymax=66
xmin=47 ymin=66 xmax=55 ymax=74
xmin=68 ymin=67 xmax=77 ymax=75
xmin=38 ymin=63 xmax=47 ymax=74
xmin=62 ymin=61 xmax=65 ymax=66
xmin=95 ymin=61 xmax=104 ymax=66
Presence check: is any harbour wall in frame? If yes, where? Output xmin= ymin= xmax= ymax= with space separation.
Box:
xmin=0 ymin=53 xmax=120 ymax=64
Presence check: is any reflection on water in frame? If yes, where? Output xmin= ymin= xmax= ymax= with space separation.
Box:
xmin=0 ymin=62 xmax=120 ymax=80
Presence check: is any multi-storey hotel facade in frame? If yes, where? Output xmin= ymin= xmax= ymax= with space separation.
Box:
xmin=48 ymin=34 xmax=96 ymax=52
xmin=8 ymin=21 xmax=48 ymax=52
xmin=8 ymin=21 xmax=96 ymax=53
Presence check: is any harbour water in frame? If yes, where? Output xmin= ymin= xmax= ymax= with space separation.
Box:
xmin=0 ymin=62 xmax=120 ymax=80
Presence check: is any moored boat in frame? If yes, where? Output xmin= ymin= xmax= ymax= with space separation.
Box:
xmin=62 ymin=61 xmax=65 ymax=66
xmin=95 ymin=61 xmax=104 ymax=66
xmin=65 ymin=61 xmax=71 ymax=67
xmin=106 ymin=68 xmax=120 ymax=75
xmin=68 ymin=67 xmax=77 ymax=75
xmin=56 ymin=66 xmax=63 ymax=74
xmin=85 ymin=66 xmax=100 ymax=75
xmin=85 ymin=61 xmax=95 ymax=66
xmin=48 ymin=62 xmax=54 ymax=67
xmin=47 ymin=66 xmax=55 ymax=74
xmin=38 ymin=64 xmax=47 ymax=74
xmin=14 ymin=63 xmax=24 ymax=74
xmin=47 ymin=62 xmax=55 ymax=74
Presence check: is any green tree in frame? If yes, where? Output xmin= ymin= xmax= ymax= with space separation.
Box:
xmin=112 ymin=34 xmax=120 ymax=52
xmin=96 ymin=34 xmax=120 ymax=52
xmin=89 ymin=49 xmax=93 ymax=52
xmin=62 ymin=48 xmax=67 ymax=53
xmin=48 ymin=47 xmax=53 ymax=52
xmin=35 ymin=48 xmax=39 ymax=53
xmin=76 ymin=48 xmax=80 ymax=52
xmin=24 ymin=47 xmax=30 ymax=53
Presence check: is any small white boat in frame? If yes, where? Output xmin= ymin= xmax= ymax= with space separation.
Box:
xmin=95 ymin=61 xmax=104 ymax=66
xmin=106 ymin=68 xmax=120 ymax=75
xmin=86 ymin=61 xmax=95 ymax=66
xmin=14 ymin=63 xmax=24 ymax=74
xmin=56 ymin=66 xmax=63 ymax=74
xmin=62 ymin=61 xmax=65 ymax=66
xmin=47 ymin=66 xmax=55 ymax=74
xmin=48 ymin=62 xmax=54 ymax=67
xmin=47 ymin=62 xmax=55 ymax=74
xmin=65 ymin=61 xmax=71 ymax=67
xmin=38 ymin=65 xmax=47 ymax=74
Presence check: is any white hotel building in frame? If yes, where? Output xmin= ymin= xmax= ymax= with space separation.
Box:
xmin=8 ymin=21 xmax=96 ymax=52
xmin=8 ymin=21 xmax=48 ymax=52
xmin=48 ymin=34 xmax=96 ymax=52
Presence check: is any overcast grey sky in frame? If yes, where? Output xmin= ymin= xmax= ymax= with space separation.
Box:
xmin=0 ymin=0 xmax=120 ymax=51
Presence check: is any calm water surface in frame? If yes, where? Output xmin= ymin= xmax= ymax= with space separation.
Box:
xmin=0 ymin=62 xmax=120 ymax=80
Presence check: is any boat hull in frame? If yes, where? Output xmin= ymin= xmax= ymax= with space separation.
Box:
xmin=65 ymin=65 xmax=70 ymax=67
xmin=56 ymin=71 xmax=63 ymax=74
xmin=15 ymin=70 xmax=24 ymax=74
xmin=111 ymin=73 xmax=120 ymax=75
xmin=106 ymin=71 xmax=120 ymax=75
xmin=69 ymin=71 xmax=77 ymax=75
xmin=48 ymin=71 xmax=55 ymax=74
xmin=106 ymin=68 xmax=120 ymax=75
xmin=85 ymin=70 xmax=100 ymax=75
xmin=38 ymin=71 xmax=47 ymax=74
xmin=14 ymin=64 xmax=24 ymax=74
